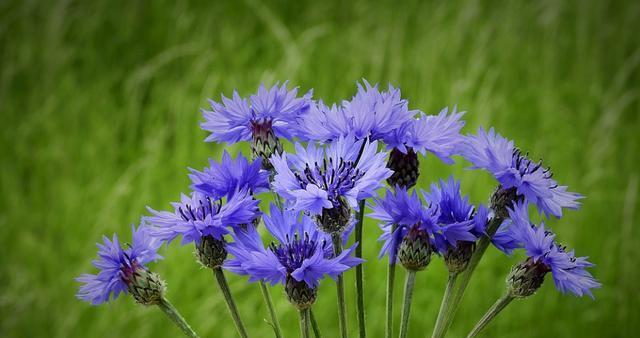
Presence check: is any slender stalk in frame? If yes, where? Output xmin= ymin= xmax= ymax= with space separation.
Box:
xmin=310 ymin=310 xmax=323 ymax=338
xmin=432 ymin=217 xmax=503 ymax=338
xmin=354 ymin=199 xmax=366 ymax=338
xmin=431 ymin=273 xmax=458 ymax=338
xmin=299 ymin=309 xmax=311 ymax=338
xmin=157 ymin=297 xmax=200 ymax=338
xmin=385 ymin=262 xmax=397 ymax=338
xmin=332 ymin=234 xmax=348 ymax=338
xmin=466 ymin=293 xmax=513 ymax=338
xmin=259 ymin=280 xmax=282 ymax=338
xmin=398 ymin=270 xmax=417 ymax=338
xmin=213 ymin=267 xmax=249 ymax=338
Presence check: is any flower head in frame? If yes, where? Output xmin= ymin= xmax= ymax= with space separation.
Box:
xmin=297 ymin=80 xmax=416 ymax=142
xmin=76 ymin=224 xmax=163 ymax=305
xmin=271 ymin=136 xmax=391 ymax=232
xmin=201 ymin=82 xmax=312 ymax=144
xmin=369 ymin=186 xmax=476 ymax=266
xmin=144 ymin=190 xmax=260 ymax=245
xmin=188 ymin=151 xmax=270 ymax=199
xmin=224 ymin=205 xmax=363 ymax=289
xmin=506 ymin=203 xmax=600 ymax=298
xmin=458 ymin=127 xmax=583 ymax=218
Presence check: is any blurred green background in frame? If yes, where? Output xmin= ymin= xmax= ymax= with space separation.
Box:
xmin=1 ymin=0 xmax=639 ymax=337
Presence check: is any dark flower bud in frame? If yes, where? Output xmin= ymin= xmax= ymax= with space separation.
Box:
xmin=124 ymin=266 xmax=166 ymax=306
xmin=444 ymin=241 xmax=475 ymax=275
xmin=285 ymin=277 xmax=317 ymax=310
xmin=506 ymin=257 xmax=550 ymax=298
xmin=398 ymin=225 xmax=432 ymax=271
xmin=251 ymin=120 xmax=283 ymax=170
xmin=316 ymin=197 xmax=351 ymax=234
xmin=386 ymin=147 xmax=420 ymax=188
xmin=196 ymin=235 xmax=228 ymax=269
xmin=491 ymin=186 xmax=520 ymax=219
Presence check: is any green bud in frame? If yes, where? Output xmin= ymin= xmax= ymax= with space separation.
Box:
xmin=444 ymin=241 xmax=475 ymax=275
xmin=506 ymin=258 xmax=550 ymax=298
xmin=125 ymin=267 xmax=166 ymax=306
xmin=285 ymin=277 xmax=317 ymax=310
xmin=490 ymin=186 xmax=521 ymax=219
xmin=398 ymin=225 xmax=432 ymax=271
xmin=315 ymin=197 xmax=351 ymax=234
xmin=196 ymin=235 xmax=227 ymax=269
xmin=251 ymin=121 xmax=283 ymax=170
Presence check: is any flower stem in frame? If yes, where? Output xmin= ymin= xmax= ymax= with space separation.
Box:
xmin=259 ymin=280 xmax=282 ymax=338
xmin=310 ymin=309 xmax=323 ymax=338
xmin=398 ymin=270 xmax=416 ymax=338
xmin=213 ymin=267 xmax=249 ymax=338
xmin=157 ymin=297 xmax=200 ymax=338
xmin=299 ymin=309 xmax=311 ymax=338
xmin=385 ymin=262 xmax=396 ymax=338
xmin=432 ymin=217 xmax=503 ymax=338
xmin=332 ymin=234 xmax=349 ymax=338
xmin=431 ymin=273 xmax=458 ymax=338
xmin=466 ymin=293 xmax=513 ymax=338
xmin=355 ymin=199 xmax=366 ymax=338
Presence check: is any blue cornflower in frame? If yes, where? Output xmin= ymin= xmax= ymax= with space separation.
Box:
xmin=144 ymin=190 xmax=260 ymax=245
xmin=76 ymin=224 xmax=163 ymax=305
xmin=506 ymin=202 xmax=600 ymax=298
xmin=225 ymin=205 xmax=362 ymax=308
xmin=188 ymin=151 xmax=270 ymax=199
xmin=297 ymin=80 xmax=416 ymax=142
xmin=458 ymin=127 xmax=583 ymax=218
xmin=369 ymin=186 xmax=476 ymax=269
xmin=271 ymin=136 xmax=392 ymax=233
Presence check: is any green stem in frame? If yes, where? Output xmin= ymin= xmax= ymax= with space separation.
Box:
xmin=398 ymin=270 xmax=417 ymax=338
xmin=355 ymin=199 xmax=366 ymax=338
xmin=431 ymin=273 xmax=458 ymax=338
xmin=466 ymin=293 xmax=513 ymax=338
xmin=433 ymin=217 xmax=503 ymax=338
xmin=157 ymin=297 xmax=200 ymax=338
xmin=332 ymin=234 xmax=348 ymax=338
xmin=385 ymin=262 xmax=396 ymax=338
xmin=213 ymin=267 xmax=249 ymax=338
xmin=310 ymin=310 xmax=323 ymax=338
xmin=299 ymin=309 xmax=310 ymax=338
xmin=259 ymin=280 xmax=282 ymax=338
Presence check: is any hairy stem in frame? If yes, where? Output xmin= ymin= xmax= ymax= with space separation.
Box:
xmin=355 ymin=199 xmax=366 ymax=338
xmin=433 ymin=217 xmax=503 ymax=338
xmin=259 ymin=280 xmax=282 ymax=338
xmin=466 ymin=293 xmax=513 ymax=338
xmin=213 ymin=267 xmax=249 ymax=338
xmin=332 ymin=234 xmax=348 ymax=338
xmin=157 ymin=297 xmax=200 ymax=338
xmin=431 ymin=273 xmax=458 ymax=338
xmin=299 ymin=309 xmax=310 ymax=338
xmin=310 ymin=309 xmax=323 ymax=338
xmin=398 ymin=270 xmax=417 ymax=338
xmin=385 ymin=262 xmax=397 ymax=338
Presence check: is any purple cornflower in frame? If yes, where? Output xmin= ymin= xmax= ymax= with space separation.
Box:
xmin=458 ymin=127 xmax=583 ymax=218
xmin=188 ymin=151 xmax=270 ymax=199
xmin=296 ymin=80 xmax=416 ymax=142
xmin=270 ymin=136 xmax=392 ymax=233
xmin=506 ymin=202 xmax=600 ymax=298
xmin=144 ymin=190 xmax=260 ymax=245
xmin=201 ymin=82 xmax=312 ymax=143
xmin=369 ymin=186 xmax=476 ymax=267
xmin=225 ymin=205 xmax=362 ymax=308
xmin=76 ymin=224 xmax=162 ymax=305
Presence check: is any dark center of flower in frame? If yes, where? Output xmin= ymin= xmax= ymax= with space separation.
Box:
xmin=293 ymin=157 xmax=364 ymax=208
xmin=269 ymin=232 xmax=328 ymax=274
xmin=178 ymin=196 xmax=221 ymax=222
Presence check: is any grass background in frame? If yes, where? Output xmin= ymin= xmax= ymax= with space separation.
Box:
xmin=1 ymin=0 xmax=639 ymax=337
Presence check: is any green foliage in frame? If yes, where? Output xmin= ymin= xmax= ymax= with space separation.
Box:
xmin=1 ymin=0 xmax=638 ymax=336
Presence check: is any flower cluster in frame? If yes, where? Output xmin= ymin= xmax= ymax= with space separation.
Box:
xmin=76 ymin=80 xmax=599 ymax=338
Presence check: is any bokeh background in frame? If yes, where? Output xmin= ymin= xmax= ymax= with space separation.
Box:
xmin=2 ymin=0 xmax=639 ymax=337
